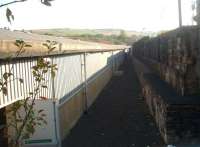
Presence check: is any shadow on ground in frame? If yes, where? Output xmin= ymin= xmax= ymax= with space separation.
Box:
xmin=62 ymin=59 xmax=165 ymax=147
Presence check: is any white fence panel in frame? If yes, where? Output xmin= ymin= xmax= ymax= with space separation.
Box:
xmin=0 ymin=49 xmax=126 ymax=108
xmin=86 ymin=52 xmax=112 ymax=80
xmin=0 ymin=58 xmax=54 ymax=108
xmin=53 ymin=55 xmax=82 ymax=101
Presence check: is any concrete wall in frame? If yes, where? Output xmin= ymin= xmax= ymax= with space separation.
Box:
xmin=87 ymin=67 xmax=112 ymax=107
xmin=59 ymin=89 xmax=85 ymax=139
xmin=58 ymin=66 xmax=113 ymax=140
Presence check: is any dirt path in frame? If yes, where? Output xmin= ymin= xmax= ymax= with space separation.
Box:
xmin=62 ymin=59 xmax=165 ymax=147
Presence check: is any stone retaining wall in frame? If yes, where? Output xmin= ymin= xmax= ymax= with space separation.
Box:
xmin=132 ymin=52 xmax=200 ymax=144
xmin=132 ymin=26 xmax=200 ymax=96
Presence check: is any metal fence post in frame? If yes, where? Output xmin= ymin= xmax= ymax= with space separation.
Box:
xmin=51 ymin=58 xmax=61 ymax=147
xmin=83 ymin=52 xmax=88 ymax=113
xmin=112 ymin=51 xmax=115 ymax=74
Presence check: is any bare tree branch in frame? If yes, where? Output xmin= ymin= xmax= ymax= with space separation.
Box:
xmin=0 ymin=0 xmax=28 ymax=8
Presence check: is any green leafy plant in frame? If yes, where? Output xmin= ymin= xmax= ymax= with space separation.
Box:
xmin=0 ymin=40 xmax=58 ymax=147
xmin=0 ymin=1 xmax=57 ymax=146
xmin=0 ymin=39 xmax=32 ymax=96
xmin=43 ymin=40 xmax=58 ymax=54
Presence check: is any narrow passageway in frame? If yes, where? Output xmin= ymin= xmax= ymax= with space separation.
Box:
xmin=62 ymin=59 xmax=164 ymax=147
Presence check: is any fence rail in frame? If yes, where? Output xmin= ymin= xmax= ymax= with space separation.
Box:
xmin=0 ymin=49 xmax=127 ymax=109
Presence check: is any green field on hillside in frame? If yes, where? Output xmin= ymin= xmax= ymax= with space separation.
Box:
xmin=30 ymin=28 xmax=143 ymax=45
xmin=31 ymin=28 xmax=141 ymax=37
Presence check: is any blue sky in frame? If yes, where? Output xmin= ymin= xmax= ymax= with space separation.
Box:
xmin=0 ymin=0 xmax=195 ymax=32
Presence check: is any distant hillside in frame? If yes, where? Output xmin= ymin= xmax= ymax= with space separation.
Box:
xmin=30 ymin=28 xmax=142 ymax=37
xmin=29 ymin=28 xmax=144 ymax=45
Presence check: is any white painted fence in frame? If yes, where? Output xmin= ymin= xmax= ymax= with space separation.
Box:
xmin=0 ymin=49 xmax=126 ymax=109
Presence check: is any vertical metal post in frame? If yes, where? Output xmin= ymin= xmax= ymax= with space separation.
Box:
xmin=83 ymin=52 xmax=88 ymax=113
xmin=111 ymin=51 xmax=114 ymax=74
xmin=54 ymin=101 xmax=61 ymax=147
xmin=51 ymin=58 xmax=56 ymax=102
xmin=51 ymin=58 xmax=61 ymax=147
xmin=178 ymin=0 xmax=182 ymax=27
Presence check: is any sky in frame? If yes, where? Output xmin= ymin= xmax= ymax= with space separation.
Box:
xmin=0 ymin=0 xmax=196 ymax=32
